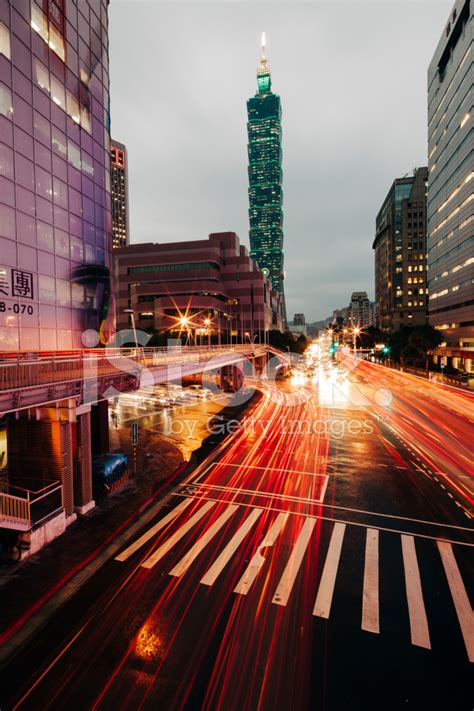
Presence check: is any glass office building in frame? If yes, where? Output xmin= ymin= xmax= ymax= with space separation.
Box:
xmin=427 ymin=0 xmax=473 ymax=368
xmin=0 ymin=0 xmax=114 ymax=351
xmin=247 ymin=35 xmax=286 ymax=323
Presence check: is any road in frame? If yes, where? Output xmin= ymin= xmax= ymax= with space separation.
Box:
xmin=1 ymin=361 xmax=473 ymax=710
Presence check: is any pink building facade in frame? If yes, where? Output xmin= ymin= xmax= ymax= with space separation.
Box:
xmin=115 ymin=232 xmax=284 ymax=342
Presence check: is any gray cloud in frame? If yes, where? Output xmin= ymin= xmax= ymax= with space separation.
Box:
xmin=109 ymin=1 xmax=451 ymax=320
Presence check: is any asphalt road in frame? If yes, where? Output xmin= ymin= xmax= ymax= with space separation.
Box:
xmin=1 ymin=362 xmax=473 ymax=710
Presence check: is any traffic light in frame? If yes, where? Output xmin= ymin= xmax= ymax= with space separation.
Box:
xmin=382 ymin=345 xmax=390 ymax=355
xmin=329 ymin=342 xmax=337 ymax=356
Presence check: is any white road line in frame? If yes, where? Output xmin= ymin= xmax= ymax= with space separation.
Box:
xmin=115 ymin=498 xmax=193 ymax=562
xmin=200 ymin=509 xmax=263 ymax=586
xmin=169 ymin=504 xmax=238 ymax=577
xmin=173 ymin=493 xmax=474 ymax=547
xmin=186 ymin=481 xmax=328 ymax=505
xmin=234 ymin=513 xmax=288 ymax=596
xmin=272 ymin=518 xmax=316 ymax=607
xmin=362 ymin=528 xmax=379 ymax=634
xmin=438 ymin=541 xmax=474 ymax=662
xmin=313 ymin=523 xmax=346 ymax=619
xmin=401 ymin=535 xmax=431 ymax=649
xmin=141 ymin=501 xmax=215 ymax=570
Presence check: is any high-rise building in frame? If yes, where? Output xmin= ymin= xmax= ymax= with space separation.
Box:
xmin=0 ymin=0 xmax=114 ymax=351
xmin=373 ymin=168 xmax=429 ymax=332
xmin=291 ymin=313 xmax=307 ymax=336
xmin=348 ymin=292 xmax=375 ymax=328
xmin=111 ymin=139 xmax=129 ymax=249
xmin=247 ymin=33 xmax=286 ymax=323
xmin=427 ymin=0 xmax=473 ymax=372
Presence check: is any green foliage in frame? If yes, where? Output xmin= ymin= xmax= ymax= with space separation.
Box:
xmin=387 ymin=325 xmax=442 ymax=365
xmin=268 ymin=330 xmax=308 ymax=354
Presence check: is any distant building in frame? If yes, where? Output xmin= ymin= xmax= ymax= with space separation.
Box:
xmin=348 ymin=292 xmax=375 ymax=328
xmin=111 ymin=140 xmax=129 ymax=249
xmin=115 ymin=232 xmax=283 ymax=341
xmin=247 ymin=34 xmax=286 ymax=322
xmin=291 ymin=313 xmax=307 ymax=336
xmin=373 ymin=168 xmax=429 ymax=332
xmin=427 ymin=0 xmax=473 ymax=373
xmin=332 ymin=308 xmax=348 ymax=326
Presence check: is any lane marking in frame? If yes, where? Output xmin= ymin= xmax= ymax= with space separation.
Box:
xmin=313 ymin=523 xmax=346 ymax=619
xmin=234 ymin=513 xmax=289 ymax=596
xmin=177 ymin=490 xmax=474 ymax=534
xmin=438 ymin=541 xmax=474 ymax=662
xmin=169 ymin=505 xmax=238 ymax=577
xmin=173 ymin=494 xmax=474 ymax=547
xmin=115 ymin=498 xmax=193 ymax=562
xmin=200 ymin=508 xmax=263 ymax=586
xmin=192 ymin=461 xmax=326 ymax=484
xmin=401 ymin=535 xmax=431 ymax=650
xmin=272 ymin=518 xmax=316 ymax=607
xmin=186 ymin=481 xmax=328 ymax=505
xmin=362 ymin=528 xmax=379 ymax=634
xmin=141 ymin=501 xmax=215 ymax=570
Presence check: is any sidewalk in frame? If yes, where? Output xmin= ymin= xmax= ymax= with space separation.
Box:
xmin=0 ymin=429 xmax=184 ymax=646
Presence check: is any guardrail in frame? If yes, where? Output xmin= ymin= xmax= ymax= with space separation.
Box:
xmin=0 ymin=491 xmax=30 ymax=530
xmin=0 ymin=481 xmax=63 ymax=531
xmin=0 ymin=344 xmax=265 ymax=394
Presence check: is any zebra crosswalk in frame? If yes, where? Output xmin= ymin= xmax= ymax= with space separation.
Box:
xmin=115 ymin=498 xmax=474 ymax=662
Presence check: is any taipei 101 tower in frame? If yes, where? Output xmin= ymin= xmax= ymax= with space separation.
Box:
xmin=247 ymin=33 xmax=286 ymax=324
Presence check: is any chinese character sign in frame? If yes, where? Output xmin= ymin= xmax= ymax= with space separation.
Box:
xmin=12 ymin=269 xmax=34 ymax=299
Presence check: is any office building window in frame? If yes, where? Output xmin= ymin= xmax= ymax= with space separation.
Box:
xmin=0 ymin=22 xmax=11 ymax=60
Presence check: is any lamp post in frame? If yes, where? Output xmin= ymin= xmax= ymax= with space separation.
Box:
xmin=123 ymin=308 xmax=138 ymax=353
xmin=204 ymin=317 xmax=211 ymax=347
xmin=353 ymin=326 xmax=361 ymax=361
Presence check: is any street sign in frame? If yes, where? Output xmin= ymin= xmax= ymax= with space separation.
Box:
xmin=131 ymin=422 xmax=138 ymax=446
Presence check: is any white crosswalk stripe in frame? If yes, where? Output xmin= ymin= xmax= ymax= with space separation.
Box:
xmin=313 ymin=523 xmax=346 ymax=619
xmin=362 ymin=528 xmax=380 ymax=634
xmin=141 ymin=500 xmax=215 ymax=570
xmin=234 ymin=512 xmax=289 ymax=596
xmin=123 ymin=500 xmax=473 ymax=660
xmin=401 ymin=535 xmax=431 ymax=650
xmin=169 ymin=504 xmax=238 ymax=578
xmin=272 ymin=518 xmax=316 ymax=607
xmin=438 ymin=540 xmax=474 ymax=663
xmin=201 ymin=508 xmax=262 ymax=586
xmin=115 ymin=498 xmax=193 ymax=562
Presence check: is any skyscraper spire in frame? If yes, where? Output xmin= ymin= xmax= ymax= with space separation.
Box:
xmin=247 ymin=33 xmax=287 ymax=325
xmin=257 ymin=31 xmax=271 ymax=94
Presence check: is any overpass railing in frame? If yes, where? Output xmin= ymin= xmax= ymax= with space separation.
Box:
xmin=0 ymin=345 xmax=266 ymax=394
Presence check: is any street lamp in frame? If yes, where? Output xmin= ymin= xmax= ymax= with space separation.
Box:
xmin=179 ymin=315 xmax=194 ymax=345
xmin=204 ymin=317 xmax=211 ymax=347
xmin=353 ymin=326 xmax=361 ymax=358
xmin=123 ymin=308 xmax=138 ymax=349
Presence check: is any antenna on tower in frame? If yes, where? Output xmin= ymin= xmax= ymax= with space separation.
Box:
xmin=261 ymin=32 xmax=266 ymax=58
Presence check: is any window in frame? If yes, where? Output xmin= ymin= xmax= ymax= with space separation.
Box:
xmin=31 ymin=2 xmax=65 ymax=62
xmin=0 ymin=22 xmax=11 ymax=60
xmin=0 ymin=83 xmax=13 ymax=119
xmin=34 ymin=59 xmax=50 ymax=93
xmin=66 ymin=90 xmax=80 ymax=124
xmin=50 ymin=75 xmax=65 ymax=108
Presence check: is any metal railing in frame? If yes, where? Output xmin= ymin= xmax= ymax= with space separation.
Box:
xmin=0 ymin=491 xmax=30 ymax=530
xmin=0 ymin=344 xmax=266 ymax=394
xmin=0 ymin=480 xmax=63 ymax=530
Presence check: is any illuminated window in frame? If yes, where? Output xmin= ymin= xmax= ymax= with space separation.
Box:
xmin=0 ymin=83 xmax=13 ymax=119
xmin=0 ymin=22 xmax=11 ymax=60
xmin=66 ymin=90 xmax=80 ymax=124
xmin=50 ymin=75 xmax=65 ymax=108
xmin=31 ymin=2 xmax=65 ymax=62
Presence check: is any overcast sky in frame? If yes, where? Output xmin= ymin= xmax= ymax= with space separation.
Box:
xmin=108 ymin=1 xmax=451 ymax=321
